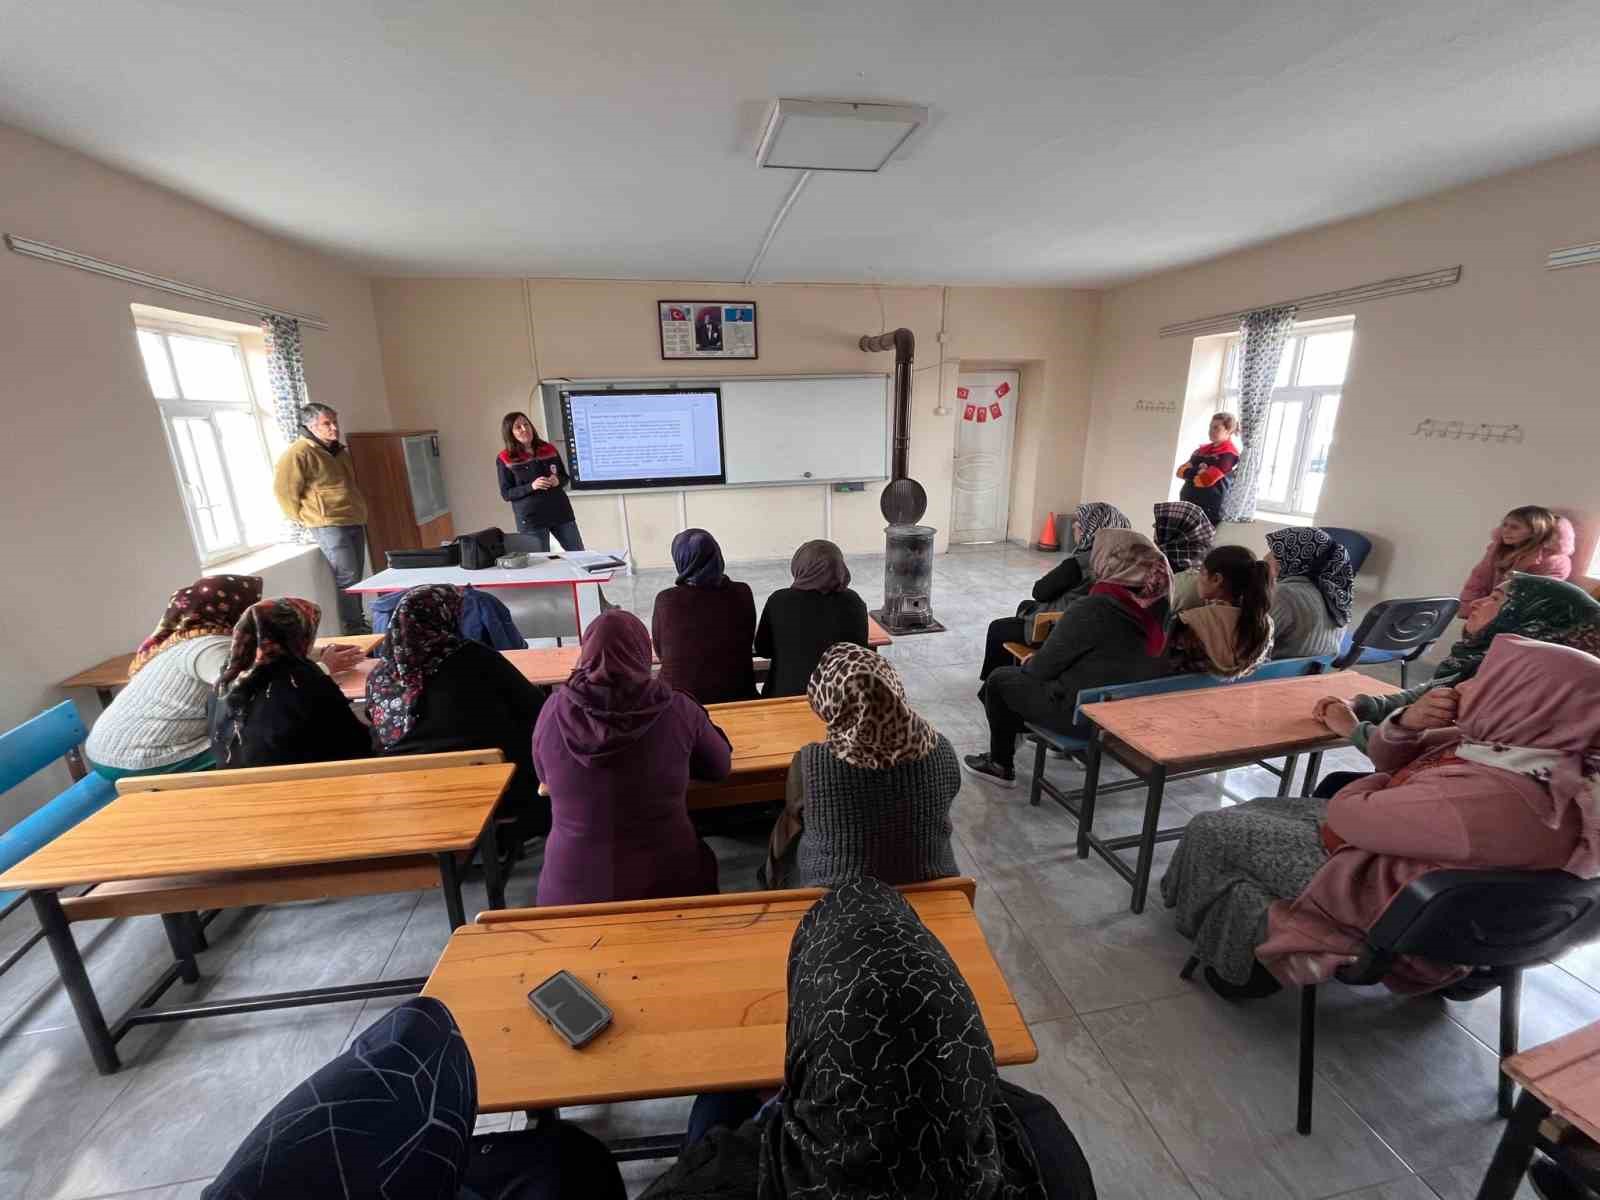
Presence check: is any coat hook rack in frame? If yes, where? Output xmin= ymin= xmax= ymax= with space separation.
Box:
xmin=1412 ymin=419 xmax=1524 ymax=444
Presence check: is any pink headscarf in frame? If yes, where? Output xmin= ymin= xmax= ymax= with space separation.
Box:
xmin=547 ymin=609 xmax=673 ymax=767
xmin=1455 ymin=634 xmax=1600 ymax=877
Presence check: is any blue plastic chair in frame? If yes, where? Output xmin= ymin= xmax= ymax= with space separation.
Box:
xmin=1323 ymin=527 xmax=1373 ymax=575
xmin=0 ymin=702 xmax=116 ymax=973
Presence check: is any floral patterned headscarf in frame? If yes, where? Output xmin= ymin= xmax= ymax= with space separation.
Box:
xmin=130 ymin=574 xmax=264 ymax=677
xmin=806 ymin=643 xmax=936 ymax=771
xmin=364 ymin=586 xmax=465 ymax=748
xmin=216 ymin=598 xmax=321 ymax=699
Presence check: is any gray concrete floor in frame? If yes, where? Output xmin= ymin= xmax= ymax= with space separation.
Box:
xmin=1 ymin=541 xmax=1586 ymax=1199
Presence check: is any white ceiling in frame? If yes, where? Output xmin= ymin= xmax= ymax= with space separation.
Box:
xmin=3 ymin=1 xmax=1599 ymax=286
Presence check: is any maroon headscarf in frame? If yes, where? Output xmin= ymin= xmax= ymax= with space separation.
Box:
xmin=548 ymin=609 xmax=673 ymax=766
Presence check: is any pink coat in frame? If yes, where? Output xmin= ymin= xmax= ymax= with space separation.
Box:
xmin=1257 ymin=716 xmax=1581 ymax=992
xmin=1459 ymin=517 xmax=1576 ymax=607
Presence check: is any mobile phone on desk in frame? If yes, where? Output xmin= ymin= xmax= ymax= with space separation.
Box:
xmin=528 ymin=970 xmax=612 ymax=1048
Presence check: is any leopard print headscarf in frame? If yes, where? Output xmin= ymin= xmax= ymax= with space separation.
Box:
xmin=806 ymin=643 xmax=937 ymax=771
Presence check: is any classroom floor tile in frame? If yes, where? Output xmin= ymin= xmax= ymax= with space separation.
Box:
xmin=0 ymin=543 xmax=1569 ymax=1200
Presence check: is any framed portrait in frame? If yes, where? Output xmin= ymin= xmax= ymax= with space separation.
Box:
xmin=659 ymin=300 xmax=758 ymax=359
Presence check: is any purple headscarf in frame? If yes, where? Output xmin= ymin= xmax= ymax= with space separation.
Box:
xmin=671 ymin=528 xmax=727 ymax=588
xmin=547 ymin=609 xmax=674 ymax=766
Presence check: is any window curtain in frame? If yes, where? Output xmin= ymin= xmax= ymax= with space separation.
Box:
xmin=261 ymin=315 xmax=310 ymax=541
xmin=1222 ymin=304 xmax=1297 ymax=522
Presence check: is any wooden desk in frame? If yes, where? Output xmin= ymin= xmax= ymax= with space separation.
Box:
xmin=422 ymin=880 xmax=1034 ymax=1114
xmin=0 ymin=763 xmax=513 ymax=1074
xmin=1478 ymin=1020 xmax=1600 ymax=1199
xmin=1076 ymin=670 xmax=1401 ymax=913
xmin=62 ymin=634 xmax=382 ymax=709
xmin=691 ymin=697 xmax=825 ymax=810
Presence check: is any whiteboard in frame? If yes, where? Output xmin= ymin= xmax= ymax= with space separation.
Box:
xmin=545 ymin=374 xmax=889 ymax=488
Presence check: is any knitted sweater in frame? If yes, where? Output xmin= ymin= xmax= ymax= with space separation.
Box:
xmin=86 ymin=636 xmax=231 ymax=771
xmin=794 ymin=735 xmax=960 ymax=889
xmin=1269 ymin=576 xmax=1345 ymax=659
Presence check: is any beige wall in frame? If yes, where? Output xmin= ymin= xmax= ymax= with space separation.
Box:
xmin=0 ymin=122 xmax=391 ymax=823
xmin=372 ymin=279 xmax=1097 ymax=568
xmin=1086 ymin=146 xmax=1600 ymax=602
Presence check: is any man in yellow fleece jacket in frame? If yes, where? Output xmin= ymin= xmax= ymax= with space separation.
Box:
xmin=273 ymin=402 xmax=372 ymax=633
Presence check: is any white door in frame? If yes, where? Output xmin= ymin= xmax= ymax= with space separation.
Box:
xmin=949 ymin=370 xmax=1018 ymax=544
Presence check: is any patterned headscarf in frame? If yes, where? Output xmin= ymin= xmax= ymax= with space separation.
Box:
xmin=1072 ymin=502 xmax=1131 ymax=555
xmin=130 ymin=574 xmax=264 ymax=678
xmin=806 ymin=643 xmax=937 ymax=771
xmin=1436 ymin=574 xmax=1600 ymax=684
xmin=216 ymin=598 xmax=321 ymax=699
xmin=671 ymin=528 xmax=727 ymax=588
xmin=1454 ymin=636 xmax=1600 ymax=878
xmin=1088 ymin=530 xmax=1172 ymax=656
xmin=365 ymin=585 xmax=465 ymax=748
xmin=761 ymin=879 xmax=1046 ymax=1200
xmin=547 ymin=609 xmax=674 ymax=767
xmin=1266 ymin=527 xmax=1353 ymax=626
xmin=204 ymin=998 xmax=476 ymax=1200
xmin=790 ymin=540 xmax=851 ymax=594
xmin=1151 ymin=501 xmax=1215 ymax=574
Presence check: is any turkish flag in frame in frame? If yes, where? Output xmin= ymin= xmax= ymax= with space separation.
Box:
xmin=963 ymin=403 xmax=977 ymax=421
xmin=976 ymin=407 xmax=988 ymax=423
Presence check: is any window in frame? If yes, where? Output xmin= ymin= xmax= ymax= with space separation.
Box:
xmin=134 ymin=315 xmax=282 ymax=564
xmin=1220 ymin=318 xmax=1354 ymax=519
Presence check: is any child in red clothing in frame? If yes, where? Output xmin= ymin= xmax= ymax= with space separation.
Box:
xmin=1175 ymin=412 xmax=1241 ymax=525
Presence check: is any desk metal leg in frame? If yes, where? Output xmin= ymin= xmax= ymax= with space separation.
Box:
xmin=1076 ymin=737 xmax=1103 ymax=860
xmin=95 ymin=687 xmax=114 ymax=710
xmin=159 ymin=913 xmax=200 ymax=985
xmin=31 ymin=890 xmax=119 ymax=1074
xmin=481 ymin=821 xmax=506 ymax=911
xmin=1473 ymin=1089 xmax=1549 ymax=1200
xmin=1301 ymin=751 xmax=1324 ymax=798
xmin=1276 ymin=754 xmax=1300 ymax=797
xmin=438 ymin=853 xmax=467 ymax=930
xmin=1130 ymin=766 xmax=1167 ymax=914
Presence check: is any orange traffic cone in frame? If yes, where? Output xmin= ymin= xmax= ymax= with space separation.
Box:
xmin=1035 ymin=512 xmax=1060 ymax=552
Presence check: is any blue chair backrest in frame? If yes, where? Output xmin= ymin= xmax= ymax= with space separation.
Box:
xmin=1332 ymin=597 xmax=1460 ymax=669
xmin=1323 ymin=527 xmax=1373 ymax=575
xmin=1071 ymin=656 xmax=1331 ymax=725
xmin=0 ymin=701 xmax=89 ymax=794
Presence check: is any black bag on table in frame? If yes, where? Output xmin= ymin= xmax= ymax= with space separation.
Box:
xmin=456 ymin=527 xmax=507 ymax=570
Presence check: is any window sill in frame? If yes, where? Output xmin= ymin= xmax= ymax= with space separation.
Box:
xmin=209 ymin=541 xmax=320 ymax=575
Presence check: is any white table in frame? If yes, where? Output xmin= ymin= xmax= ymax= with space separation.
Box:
xmin=350 ymin=554 xmax=619 ymax=641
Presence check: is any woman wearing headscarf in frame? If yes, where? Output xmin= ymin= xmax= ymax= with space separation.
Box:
xmin=979 ymin=501 xmax=1134 ymax=680
xmin=1264 ymin=526 xmax=1352 ymax=659
xmin=367 ymin=584 xmax=550 ymax=833
xmin=754 ymin=540 xmax=869 ymax=698
xmin=533 ymin=609 xmax=730 ymax=906
xmin=761 ymin=643 xmax=959 ymax=890
xmin=641 ymin=878 xmax=1096 ymax=1200
xmin=652 ymin=528 xmax=758 ymax=704
xmin=1153 ymin=500 xmax=1216 ymax=614
xmin=1319 ymin=574 xmax=1600 ymax=760
xmin=203 ymin=997 xmax=625 ymax=1200
xmin=208 ymin=598 xmax=371 ymax=768
xmin=1164 ymin=635 xmax=1600 ymax=1001
xmin=86 ymin=574 xmax=269 ymax=780
xmin=966 ymin=529 xmax=1173 ymax=786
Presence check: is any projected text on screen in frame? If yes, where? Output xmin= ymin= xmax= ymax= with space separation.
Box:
xmin=563 ymin=389 xmax=726 ymax=489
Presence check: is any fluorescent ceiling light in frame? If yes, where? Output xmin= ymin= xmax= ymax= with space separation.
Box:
xmin=756 ymin=99 xmax=928 ymax=172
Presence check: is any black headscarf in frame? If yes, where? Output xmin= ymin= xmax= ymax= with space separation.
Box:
xmin=204 ymin=998 xmax=475 ymax=1200
xmin=790 ymin=540 xmax=851 ymax=594
xmin=759 ymin=878 xmax=1046 ymax=1200
xmin=673 ymin=527 xmax=729 ymax=588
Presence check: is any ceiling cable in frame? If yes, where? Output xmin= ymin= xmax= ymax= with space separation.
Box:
xmin=744 ymin=170 xmax=812 ymax=284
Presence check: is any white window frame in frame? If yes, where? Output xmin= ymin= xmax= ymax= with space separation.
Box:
xmin=136 ymin=317 xmax=279 ymax=566
xmin=1220 ymin=317 xmax=1353 ymax=519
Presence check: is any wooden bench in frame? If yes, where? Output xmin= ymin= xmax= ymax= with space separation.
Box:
xmin=68 ymin=749 xmax=508 ymax=926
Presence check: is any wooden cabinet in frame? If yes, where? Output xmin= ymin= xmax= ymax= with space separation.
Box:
xmin=347 ymin=430 xmax=454 ymax=568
